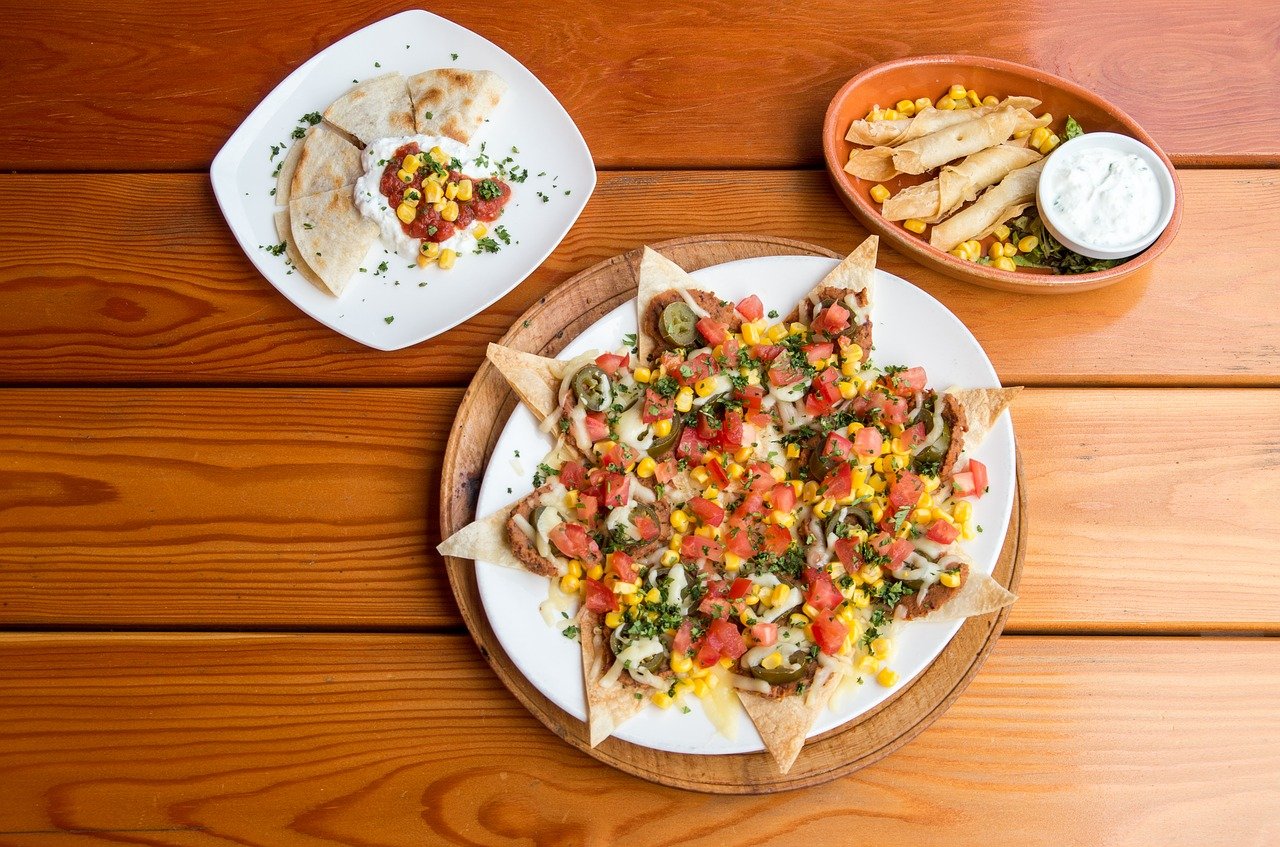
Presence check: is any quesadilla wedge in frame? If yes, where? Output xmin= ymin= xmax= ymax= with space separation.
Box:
xmin=322 ymin=72 xmax=415 ymax=145
xmin=407 ymin=68 xmax=507 ymax=143
xmin=287 ymin=187 xmax=378 ymax=297
xmin=288 ymin=123 xmax=362 ymax=203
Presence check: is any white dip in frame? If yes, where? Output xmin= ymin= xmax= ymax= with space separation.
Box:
xmin=1042 ymin=147 xmax=1161 ymax=249
xmin=353 ymin=134 xmax=479 ymax=261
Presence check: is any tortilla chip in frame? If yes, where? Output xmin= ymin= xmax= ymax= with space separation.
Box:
xmin=273 ymin=138 xmax=306 ymax=206
xmin=408 ymin=69 xmax=507 ymax=143
xmin=578 ymin=607 xmax=648 ymax=747
xmin=436 ymin=501 xmax=531 ymax=572
xmin=945 ymin=386 xmax=1022 ymax=447
xmin=486 ymin=343 xmax=564 ymax=422
xmin=272 ymin=209 xmax=328 ymax=294
xmin=288 ymin=187 xmax=378 ymax=297
xmin=289 ymin=124 xmax=362 ymax=202
xmin=819 ymin=234 xmax=877 ymax=296
xmin=739 ymin=668 xmax=843 ymax=774
xmin=918 ymin=566 xmax=1017 ymax=622
xmin=634 ymin=246 xmax=702 ymax=365
xmin=323 ymin=72 xmax=415 ymax=146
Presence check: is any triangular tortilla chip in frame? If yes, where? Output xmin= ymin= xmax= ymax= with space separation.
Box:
xmin=408 ymin=69 xmax=507 ymax=143
xmin=739 ymin=668 xmax=842 ymax=774
xmin=436 ymin=501 xmax=531 ymax=572
xmin=918 ymin=566 xmax=1017 ymax=622
xmin=273 ymin=209 xmax=328 ymax=294
xmin=786 ymin=235 xmax=878 ymax=359
xmin=634 ymin=246 xmax=704 ymax=365
xmin=945 ymin=386 xmax=1022 ymax=447
xmin=290 ymin=124 xmax=362 ymax=202
xmin=288 ymin=187 xmax=378 ymax=297
xmin=323 ymin=72 xmax=415 ymax=146
xmin=273 ymin=138 xmax=306 ymax=206
xmin=578 ymin=607 xmax=648 ymax=747
xmin=486 ymin=343 xmax=564 ymax=423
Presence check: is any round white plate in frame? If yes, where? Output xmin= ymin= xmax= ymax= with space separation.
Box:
xmin=474 ymin=254 xmax=1015 ymax=755
xmin=210 ymin=10 xmax=595 ymax=351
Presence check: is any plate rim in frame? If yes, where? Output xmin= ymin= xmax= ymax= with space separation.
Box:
xmin=209 ymin=8 xmax=597 ymax=351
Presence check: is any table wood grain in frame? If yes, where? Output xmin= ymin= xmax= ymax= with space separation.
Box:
xmin=3 ymin=0 xmax=1279 ymax=839
xmin=0 ymin=170 xmax=1277 ymax=386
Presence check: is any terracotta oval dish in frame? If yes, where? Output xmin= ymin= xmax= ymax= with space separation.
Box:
xmin=823 ymin=55 xmax=1182 ymax=293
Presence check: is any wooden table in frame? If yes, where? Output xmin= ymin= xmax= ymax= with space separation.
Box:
xmin=1 ymin=2 xmax=1277 ymax=843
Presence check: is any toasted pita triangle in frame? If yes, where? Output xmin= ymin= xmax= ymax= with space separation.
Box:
xmin=486 ymin=343 xmax=564 ymax=423
xmin=945 ymin=386 xmax=1022 ymax=447
xmin=323 ymin=72 xmax=415 ymax=145
xmin=408 ymin=69 xmax=507 ymax=143
xmin=436 ymin=500 xmax=531 ymax=572
xmin=634 ymin=246 xmax=702 ymax=364
xmin=290 ymin=123 xmax=362 ymax=202
xmin=288 ymin=187 xmax=377 ymax=297
xmin=739 ymin=668 xmax=843 ymax=774
xmin=578 ymin=608 xmax=648 ymax=747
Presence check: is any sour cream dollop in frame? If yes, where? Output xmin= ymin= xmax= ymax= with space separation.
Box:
xmin=1041 ymin=146 xmax=1161 ymax=250
xmin=353 ymin=134 xmax=478 ymax=261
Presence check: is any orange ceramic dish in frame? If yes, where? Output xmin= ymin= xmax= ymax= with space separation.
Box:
xmin=823 ymin=55 xmax=1183 ymax=293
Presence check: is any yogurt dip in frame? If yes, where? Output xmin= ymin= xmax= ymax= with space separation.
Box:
xmin=1040 ymin=146 xmax=1161 ymax=250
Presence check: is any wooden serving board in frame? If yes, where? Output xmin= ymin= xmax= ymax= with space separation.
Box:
xmin=439 ymin=234 xmax=1026 ymax=793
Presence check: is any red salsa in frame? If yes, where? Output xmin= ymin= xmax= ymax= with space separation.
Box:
xmin=378 ymin=143 xmax=511 ymax=243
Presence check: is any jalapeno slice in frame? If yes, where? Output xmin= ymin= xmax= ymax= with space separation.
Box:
xmin=659 ymin=301 xmax=698 ymax=348
xmin=748 ymin=650 xmax=813 ymax=685
xmin=610 ymin=627 xmax=670 ymax=673
xmin=628 ymin=503 xmax=659 ymax=533
xmin=646 ymin=414 xmax=684 ymax=459
xmin=914 ymin=401 xmax=951 ymax=467
xmin=572 ymin=364 xmax=613 ymax=412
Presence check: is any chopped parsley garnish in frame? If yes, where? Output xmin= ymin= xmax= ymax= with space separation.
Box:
xmin=477 ymin=179 xmax=503 ymax=200
xmin=561 ymin=625 xmax=579 ymax=640
xmin=262 ymin=242 xmax=287 ymax=257
xmin=768 ymin=309 xmax=779 ymax=319
xmin=532 ymin=463 xmax=558 ymax=487
xmin=384 ymin=316 xmax=395 ymax=324
xmin=474 ymin=237 xmax=501 ymax=254
xmin=494 ymin=225 xmax=511 ymax=245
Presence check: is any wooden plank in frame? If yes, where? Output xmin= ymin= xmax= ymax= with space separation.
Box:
xmin=2 ymin=387 xmax=1277 ymax=633
xmin=0 ymin=633 xmax=1274 ymax=845
xmin=0 ymin=170 xmax=1277 ymax=385
xmin=0 ymin=1 xmax=1276 ymax=169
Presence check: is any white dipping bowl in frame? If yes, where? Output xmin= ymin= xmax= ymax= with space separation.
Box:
xmin=1036 ymin=131 xmax=1176 ymax=261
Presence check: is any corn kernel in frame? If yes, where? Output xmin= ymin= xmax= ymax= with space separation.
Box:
xmin=914 ymin=97 xmax=933 ymax=111
xmin=994 ymin=256 xmax=1017 ymax=272
xmin=675 ymin=387 xmax=694 ymax=413
xmin=903 ymin=218 xmax=927 ymax=234
xmin=801 ymin=481 xmax=819 ymax=502
xmin=766 ymin=324 xmax=789 ymax=343
xmin=636 ymin=457 xmax=657 ymax=479
xmin=738 ymin=608 xmax=756 ymax=626
xmin=651 ymin=418 xmax=672 ymax=438
xmin=586 ymin=565 xmax=604 ymax=582
xmin=567 ymin=559 xmax=583 ymax=579
xmin=1029 ymin=126 xmax=1051 ymax=149
xmin=870 ymin=637 xmax=891 ymax=660
xmin=614 ymin=581 xmax=636 ymax=596
xmin=876 ymin=667 xmax=899 ymax=687
xmin=741 ymin=321 xmax=763 ymax=346
xmin=789 ymin=613 xmax=810 ymax=626
xmin=768 ymin=585 xmax=790 ymax=607
xmin=1040 ymin=113 xmax=1054 ymax=126
xmin=813 ymin=497 xmax=835 ymax=519
xmin=761 ymin=651 xmax=784 ymax=670
xmin=861 ymin=564 xmax=883 ymax=584
xmin=604 ymin=611 xmax=622 ymax=629
xmin=440 ymin=200 xmax=459 ymax=222
xmin=472 ymin=223 xmax=487 ymax=239
xmin=631 ymin=366 xmax=653 ymax=384
xmin=455 ymin=179 xmax=473 ymax=202
xmin=856 ymin=655 xmax=880 ymax=674
xmin=424 ymin=181 xmax=444 ymax=203
xmin=771 ymin=510 xmax=795 ymax=528
xmin=559 ymin=574 xmax=580 ymax=593
xmin=954 ymin=500 xmax=973 ymax=522
xmin=696 ymin=524 xmax=719 ymax=540
xmin=724 ymin=552 xmax=743 ymax=572
xmin=420 ymin=241 xmax=441 ymax=259
xmin=895 ymin=99 xmax=916 ymax=117
xmin=982 ymin=95 xmax=1000 ymax=107
xmin=936 ymin=96 xmax=957 ymax=111
xmin=670 ymin=510 xmax=690 ymax=533
xmin=869 ymin=184 xmax=891 ymax=204
xmin=992 ymin=224 xmax=1012 ymax=242
xmin=660 ymin=549 xmax=679 ymax=567
xmin=1018 ymin=235 xmax=1040 ymax=254
xmin=435 ymin=248 xmax=455 ymax=270
xmin=644 ymin=587 xmax=661 ymax=604
xmin=695 ymin=376 xmax=718 ymax=398
xmin=801 ymin=603 xmax=820 ymax=619
xmin=940 ymin=569 xmax=962 ymax=588
xmin=671 ymin=653 xmax=693 ymax=675
xmin=675 ymin=680 xmax=695 ymax=697
xmin=966 ymin=89 xmax=982 ymax=107
xmin=395 ymin=202 xmax=416 ymax=224
xmin=396 ymin=169 xmax=413 ymax=184
xmin=402 ymin=153 xmax=422 ymax=173
xmin=652 ymin=691 xmax=673 ymax=708
xmin=692 ymin=679 xmax=710 ymax=698
xmin=1038 ymin=133 xmax=1060 ymax=154
xmin=988 ymin=242 xmax=1005 ymax=260
xmin=948 ymin=84 xmax=967 ymax=99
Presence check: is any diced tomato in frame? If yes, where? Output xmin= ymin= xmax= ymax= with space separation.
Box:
xmin=822 ymin=463 xmax=852 ymax=499
xmin=723 ymin=338 xmax=741 ymax=362
xmin=810 ymin=609 xmax=849 ymax=655
xmin=822 ymin=431 xmax=854 ymax=463
xmin=762 ymin=523 xmax=792 ymax=556
xmin=768 ymin=362 xmax=808 ymax=387
xmin=748 ymin=411 xmax=773 ymax=429
xmin=549 ymin=522 xmax=602 ymax=565
xmin=870 ymin=532 xmax=914 ymax=570
xmin=695 ymin=638 xmax=721 ymax=668
xmin=719 ymin=410 xmax=744 ymax=449
xmin=640 ymin=387 xmax=674 ymax=423
xmin=804 ymin=568 xmax=843 ymax=611
xmin=746 ymin=463 xmax=776 ymax=493
xmin=926 ymin=520 xmax=959 ymax=544
xmin=749 ymin=621 xmax=778 ymax=647
xmin=901 ymin=422 xmax=926 ymax=449
xmin=608 ymin=551 xmax=637 ymax=582
xmin=706 ymin=618 xmax=747 ymax=660
xmin=814 ymin=302 xmax=850 ymax=335
xmin=728 ymin=577 xmax=753 ymax=599
xmin=853 ymin=426 xmax=883 ymax=458
xmin=833 ymin=537 xmax=860 ymax=569
xmin=682 ymin=534 xmax=724 ymax=562
xmin=813 ymin=367 xmax=842 ymax=404
xmin=602 ymin=473 xmax=630 ymax=508
xmin=675 ymin=427 xmax=707 ymax=463
xmin=879 ymin=394 xmax=909 ymax=425
xmin=698 ymin=593 xmax=734 ymax=619
xmin=734 ymin=384 xmax=765 ymax=413
xmin=584 ymin=411 xmax=609 ymax=442
xmin=888 ymin=471 xmax=925 ymax=511
xmin=574 ymin=494 xmax=598 ymax=521
xmin=632 ymin=510 xmax=659 ymax=541
xmin=583 ymin=578 xmax=617 ymax=613
xmin=951 ymin=471 xmax=978 ymax=498
xmin=722 ymin=518 xmax=754 ymax=558
xmin=672 ymin=354 xmax=714 ymax=387
xmin=558 ymin=461 xmax=586 ymax=490
xmin=696 ymin=412 xmax=720 ymax=442
xmin=734 ymin=491 xmax=765 ymax=520
xmin=969 ymin=459 xmax=989 ymax=497
xmin=696 ymin=317 xmax=729 ymax=347
xmin=736 ymin=294 xmax=764 ymax=322
xmin=653 ymin=458 xmax=678 ymax=484
xmin=889 ymin=366 xmax=927 ymax=397
xmin=804 ymin=342 xmax=834 ymax=365
xmin=706 ymin=458 xmax=731 ymax=488
xmin=673 ymin=620 xmax=693 ymax=656
xmin=769 ymin=483 xmax=796 ymax=513
xmin=690 ymin=496 xmax=725 ymax=527
xmin=594 ymin=352 xmax=628 ymax=376
xmin=750 ymin=344 xmax=783 ymax=363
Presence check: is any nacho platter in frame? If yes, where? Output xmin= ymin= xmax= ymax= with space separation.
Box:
xmin=439 ymin=235 xmax=1025 ymax=793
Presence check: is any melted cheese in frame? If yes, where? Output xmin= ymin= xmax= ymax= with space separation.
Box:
xmin=533 ymin=506 xmax=563 ymax=558
xmin=613 ymin=404 xmax=655 ymax=454
xmin=913 ymin=402 xmax=947 ymax=456
xmin=677 ymin=288 xmax=711 ymax=319
xmin=701 ymin=664 xmax=741 ymax=739
xmin=601 ymin=637 xmax=664 ymax=687
xmin=510 ymin=513 xmax=535 ymax=540
xmin=769 ymin=379 xmax=809 ymax=404
xmin=692 ymin=373 xmax=734 ymax=407
xmin=730 ymin=674 xmax=771 ymax=694
xmin=666 ymin=564 xmax=691 ymax=614
xmin=538 ymin=578 xmax=577 ymax=627
xmin=567 ymin=404 xmax=591 ymax=452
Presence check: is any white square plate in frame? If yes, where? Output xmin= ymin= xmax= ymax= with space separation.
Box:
xmin=210 ymin=10 xmax=595 ymax=351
